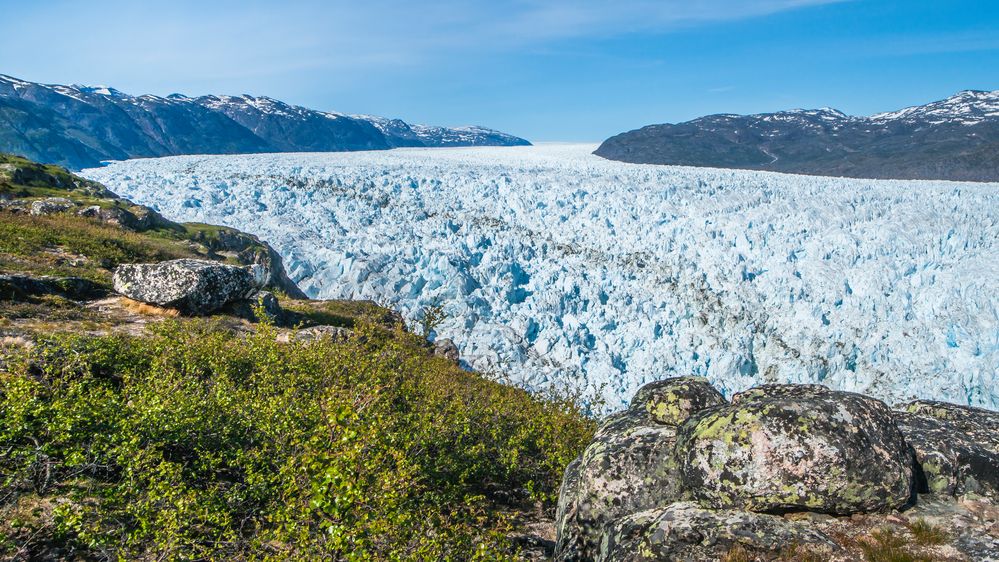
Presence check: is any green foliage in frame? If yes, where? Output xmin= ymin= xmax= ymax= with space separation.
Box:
xmin=418 ymin=297 xmax=448 ymax=338
xmin=0 ymin=318 xmax=594 ymax=560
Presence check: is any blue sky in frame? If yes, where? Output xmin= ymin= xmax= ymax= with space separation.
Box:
xmin=1 ymin=0 xmax=998 ymax=141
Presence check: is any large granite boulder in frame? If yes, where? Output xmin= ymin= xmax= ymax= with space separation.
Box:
xmin=554 ymin=457 xmax=585 ymax=560
xmin=897 ymin=401 xmax=999 ymax=499
xmin=631 ymin=376 xmax=726 ymax=426
xmin=599 ymin=501 xmax=834 ymax=562
xmin=185 ymin=226 xmax=307 ymax=299
xmin=113 ymin=259 xmax=262 ymax=315
xmin=674 ymin=384 xmax=913 ymax=514
xmin=555 ymin=377 xmax=726 ymax=561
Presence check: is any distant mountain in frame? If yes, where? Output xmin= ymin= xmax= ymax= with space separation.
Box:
xmin=594 ymin=90 xmax=999 ymax=182
xmin=0 ymin=74 xmax=530 ymax=169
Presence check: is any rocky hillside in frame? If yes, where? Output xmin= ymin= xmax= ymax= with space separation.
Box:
xmin=0 ymin=155 xmax=593 ymax=560
xmin=595 ymin=90 xmax=999 ymax=182
xmin=557 ymin=377 xmax=999 ymax=561
xmin=0 ymin=74 xmax=531 ymax=170
xmin=0 ymin=153 xmax=303 ymax=298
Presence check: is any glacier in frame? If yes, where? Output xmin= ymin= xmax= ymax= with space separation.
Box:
xmin=80 ymin=144 xmax=999 ymax=411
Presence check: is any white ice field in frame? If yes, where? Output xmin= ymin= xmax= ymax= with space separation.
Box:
xmin=81 ymin=144 xmax=999 ymax=411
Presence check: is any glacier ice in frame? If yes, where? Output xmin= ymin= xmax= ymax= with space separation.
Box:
xmin=80 ymin=144 xmax=999 ymax=411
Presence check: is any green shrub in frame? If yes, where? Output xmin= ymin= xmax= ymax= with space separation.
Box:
xmin=0 ymin=318 xmax=594 ymax=560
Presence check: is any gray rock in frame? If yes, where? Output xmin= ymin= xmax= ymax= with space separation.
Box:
xmin=903 ymin=400 xmax=999 ymax=442
xmin=554 ymin=407 xmax=683 ymax=561
xmin=224 ymin=291 xmax=285 ymax=324
xmin=599 ymin=501 xmax=835 ymax=562
xmin=674 ymin=384 xmax=913 ymax=515
xmin=113 ymin=259 xmax=261 ymax=315
xmin=0 ymin=274 xmax=106 ymax=301
xmin=0 ymin=199 xmax=28 ymax=214
xmin=554 ymin=457 xmax=585 ymax=561
xmin=185 ymin=226 xmax=308 ymax=299
xmin=630 ymin=376 xmax=727 ymax=425
xmin=294 ymin=325 xmax=353 ymax=343
xmin=29 ymin=197 xmax=74 ymax=215
xmin=896 ymin=402 xmax=999 ymax=499
xmin=77 ymin=205 xmax=102 ymax=218
xmin=432 ymin=338 xmax=460 ymax=363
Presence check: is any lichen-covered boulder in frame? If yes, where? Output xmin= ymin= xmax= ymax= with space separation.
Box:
xmin=896 ymin=401 xmax=999 ymax=499
xmin=904 ymin=400 xmax=999 ymax=441
xmin=113 ymin=259 xmax=261 ymax=315
xmin=674 ymin=384 xmax=913 ymax=514
xmin=599 ymin=501 xmax=835 ymax=562
xmin=630 ymin=376 xmax=727 ymax=425
xmin=554 ymin=407 xmax=683 ymax=561
xmin=554 ymin=457 xmax=585 ymax=561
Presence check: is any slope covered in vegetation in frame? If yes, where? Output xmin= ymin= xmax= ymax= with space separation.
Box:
xmin=0 ymin=155 xmax=595 ymax=560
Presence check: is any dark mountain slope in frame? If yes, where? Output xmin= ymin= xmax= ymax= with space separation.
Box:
xmin=595 ymin=91 xmax=999 ymax=182
xmin=0 ymin=74 xmax=530 ymax=169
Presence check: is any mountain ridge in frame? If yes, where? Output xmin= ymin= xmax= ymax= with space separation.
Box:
xmin=0 ymin=74 xmax=531 ymax=169
xmin=594 ymin=90 xmax=999 ymax=181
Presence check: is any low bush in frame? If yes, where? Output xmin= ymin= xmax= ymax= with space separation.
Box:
xmin=0 ymin=317 xmax=594 ymax=560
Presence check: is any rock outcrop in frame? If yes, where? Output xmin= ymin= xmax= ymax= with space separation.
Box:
xmin=185 ymin=226 xmax=307 ymax=299
xmin=556 ymin=378 xmax=999 ymax=561
xmin=0 ymin=274 xmax=107 ymax=301
xmin=291 ymin=325 xmax=353 ymax=343
xmin=432 ymin=338 xmax=460 ymax=363
xmin=113 ymin=259 xmax=262 ymax=315
xmin=29 ymin=197 xmax=74 ymax=215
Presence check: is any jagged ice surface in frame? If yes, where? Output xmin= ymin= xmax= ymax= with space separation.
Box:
xmin=81 ymin=145 xmax=999 ymax=411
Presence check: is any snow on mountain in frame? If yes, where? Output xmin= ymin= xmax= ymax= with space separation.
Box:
xmin=80 ymin=144 xmax=999 ymax=411
xmin=872 ymin=90 xmax=999 ymax=125
xmin=0 ymin=74 xmax=531 ymax=169
xmin=596 ymin=89 xmax=999 ymax=181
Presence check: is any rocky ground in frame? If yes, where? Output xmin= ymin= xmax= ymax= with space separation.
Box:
xmin=556 ymin=377 xmax=999 ymax=561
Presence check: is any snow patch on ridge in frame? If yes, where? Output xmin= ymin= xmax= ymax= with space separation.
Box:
xmin=80 ymin=145 xmax=999 ymax=411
